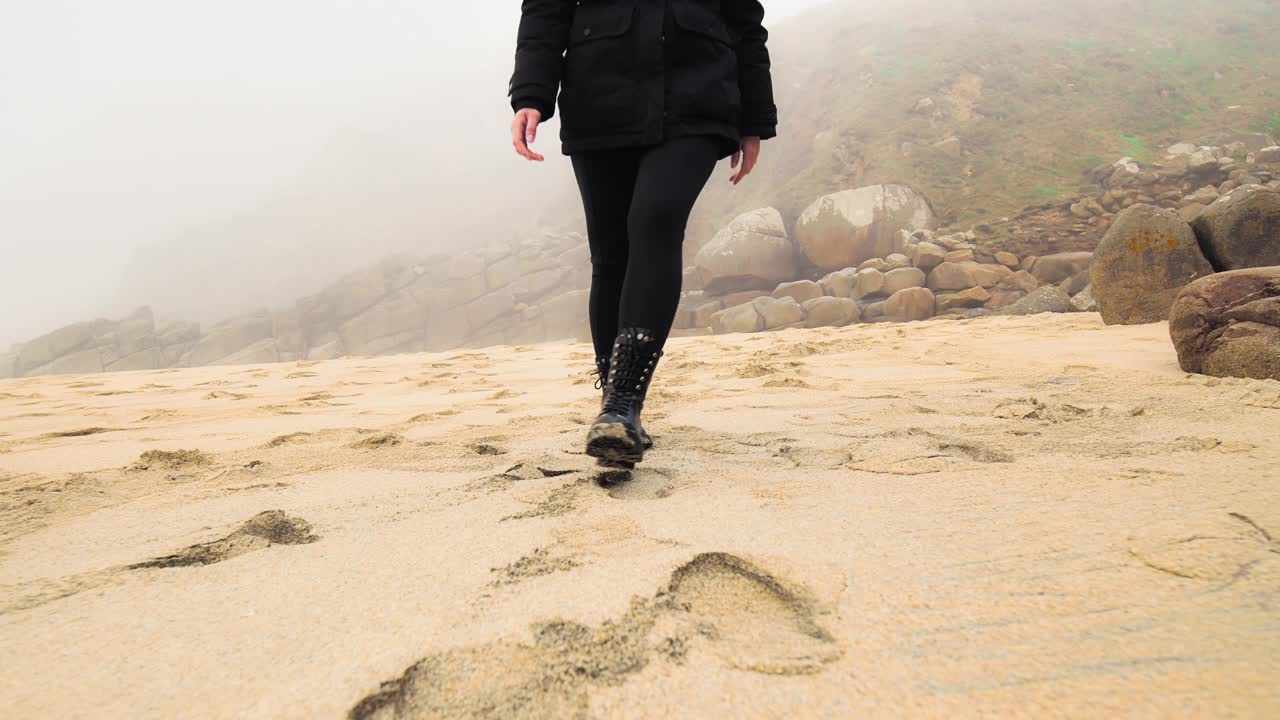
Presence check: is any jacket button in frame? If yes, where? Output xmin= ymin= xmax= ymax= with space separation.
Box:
xmin=583 ymin=27 xmax=592 ymax=37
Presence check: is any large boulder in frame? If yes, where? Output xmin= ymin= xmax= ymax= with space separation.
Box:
xmin=882 ymin=267 xmax=926 ymax=295
xmin=1027 ymin=252 xmax=1093 ymax=285
xmin=339 ymin=290 xmax=427 ymax=355
xmin=694 ymin=208 xmax=797 ymax=294
xmin=25 ymin=347 xmax=104 ymax=377
xmin=1190 ymin=185 xmax=1280 ymax=271
xmin=754 ymin=296 xmax=804 ymax=330
xmin=927 ymin=261 xmax=1009 ymax=291
xmin=994 ymin=286 xmax=1072 ymax=316
xmin=1169 ymin=267 xmax=1280 ymax=380
xmin=1090 ymin=204 xmax=1216 ymax=324
xmin=711 ymin=302 xmax=764 ymax=334
xmin=13 ymin=318 xmax=112 ymax=375
xmin=883 ymin=287 xmax=935 ymax=322
xmin=772 ymin=280 xmax=823 ymax=304
xmin=212 ymin=338 xmax=280 ymax=366
xmin=184 ymin=314 xmax=274 ymax=366
xmin=801 ymin=297 xmax=860 ymax=327
xmin=540 ymin=290 xmax=590 ymax=342
xmin=794 ymin=185 xmax=936 ymax=271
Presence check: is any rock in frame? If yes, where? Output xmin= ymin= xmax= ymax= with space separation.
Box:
xmin=935 ymin=286 xmax=991 ymax=311
xmin=927 ymin=261 xmax=1007 ymax=291
xmin=1191 ymin=185 xmax=1280 ymax=271
xmin=301 ymin=334 xmax=342 ymax=361
xmin=425 ymin=307 xmax=471 ymax=351
xmin=858 ymin=258 xmax=890 ymax=272
xmin=1169 ymin=267 xmax=1280 ymax=380
xmin=1090 ymin=204 xmax=1216 ymax=324
xmin=24 ymin=347 xmax=104 ymax=377
xmin=861 ymin=299 xmax=888 ymax=322
xmin=322 ymin=266 xmax=389 ymax=322
xmin=212 ymin=338 xmax=279 ymax=366
xmin=1028 ymin=251 xmax=1093 ymax=284
xmin=339 ymin=291 xmax=427 ymax=355
xmin=13 ymin=318 xmax=112 ymax=375
xmin=105 ymin=347 xmax=166 ymax=373
xmin=185 ymin=314 xmax=274 ymax=367
xmin=1183 ymin=185 xmax=1221 ymax=206
xmin=692 ymin=301 xmax=723 ymax=328
xmin=909 ymin=241 xmax=947 ymax=272
xmin=1257 ymin=146 xmax=1280 ymax=164
xmin=772 ymin=280 xmax=824 ymax=304
xmin=1069 ymin=285 xmax=1098 ymax=312
xmin=694 ymin=208 xmax=797 ymax=294
xmin=1106 ymin=158 xmax=1142 ymax=188
xmin=794 ymin=184 xmax=936 ymax=271
xmin=711 ymin=302 xmax=763 ymax=334
xmin=883 ymin=287 xmax=935 ymax=322
xmin=156 ymin=320 xmax=201 ymax=347
xmin=944 ymin=248 xmax=976 ymax=263
xmin=818 ymin=268 xmax=857 ymax=298
xmin=0 ymin=352 xmax=17 ymax=379
xmin=850 ymin=268 xmax=886 ymax=299
xmin=719 ymin=289 xmax=772 ymax=307
xmin=882 ymin=267 xmax=927 ymax=295
xmin=995 ymin=251 xmax=1019 ymax=268
xmin=801 ymin=297 xmax=860 ymax=327
xmin=994 ymin=286 xmax=1072 ymax=316
xmin=682 ymin=265 xmax=704 ymax=292
xmin=1188 ymin=150 xmax=1219 ymax=173
xmin=464 ymin=288 xmax=516 ymax=332
xmin=1166 ymin=143 xmax=1197 ymax=157
xmin=1178 ymin=203 xmax=1208 ymax=223
xmin=884 ymin=253 xmax=912 ymax=270
xmin=754 ymin=296 xmax=803 ymax=330
xmin=1058 ymin=269 xmax=1091 ymax=296
xmin=509 ymin=267 xmax=569 ymax=304
xmin=539 ymin=290 xmax=590 ymax=342
xmin=995 ymin=269 xmax=1040 ymax=295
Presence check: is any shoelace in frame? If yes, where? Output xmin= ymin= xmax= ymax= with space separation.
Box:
xmin=603 ymin=333 xmax=659 ymax=415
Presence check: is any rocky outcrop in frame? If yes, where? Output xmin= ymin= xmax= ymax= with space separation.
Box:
xmin=1190 ymin=185 xmax=1280 ymax=271
xmin=1090 ymin=205 xmax=1216 ymax=325
xmin=693 ymin=208 xmax=797 ymax=294
xmin=1168 ymin=267 xmax=1280 ymax=380
xmin=794 ymin=185 xmax=935 ymax=271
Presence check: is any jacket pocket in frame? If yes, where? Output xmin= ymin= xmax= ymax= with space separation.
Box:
xmin=670 ymin=2 xmax=733 ymax=46
xmin=569 ymin=0 xmax=636 ymax=46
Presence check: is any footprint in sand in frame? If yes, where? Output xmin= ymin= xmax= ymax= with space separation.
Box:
xmin=347 ymin=553 xmax=840 ymax=720
xmin=129 ymin=510 xmax=318 ymax=569
xmin=5 ymin=511 xmax=319 ymax=614
xmin=1128 ymin=512 xmax=1279 ymax=583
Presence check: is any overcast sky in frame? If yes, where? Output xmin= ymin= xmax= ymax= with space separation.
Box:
xmin=0 ymin=0 xmax=831 ymax=348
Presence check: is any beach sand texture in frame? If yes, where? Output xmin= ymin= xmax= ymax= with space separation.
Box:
xmin=1 ymin=312 xmax=1277 ymax=718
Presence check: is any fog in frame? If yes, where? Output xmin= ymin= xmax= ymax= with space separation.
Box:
xmin=0 ymin=0 xmax=830 ymax=348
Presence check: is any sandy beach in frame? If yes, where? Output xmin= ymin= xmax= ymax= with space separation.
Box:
xmin=1 ymin=312 xmax=1277 ymax=719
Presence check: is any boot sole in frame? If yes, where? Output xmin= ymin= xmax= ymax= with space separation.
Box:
xmin=586 ymin=422 xmax=644 ymax=464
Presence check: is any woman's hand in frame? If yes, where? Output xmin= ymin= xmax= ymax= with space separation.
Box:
xmin=512 ymin=108 xmax=544 ymax=162
xmin=729 ymin=136 xmax=761 ymax=185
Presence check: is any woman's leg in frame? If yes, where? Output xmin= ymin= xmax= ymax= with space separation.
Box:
xmin=570 ymin=147 xmax=643 ymax=360
xmin=619 ymin=135 xmax=721 ymax=348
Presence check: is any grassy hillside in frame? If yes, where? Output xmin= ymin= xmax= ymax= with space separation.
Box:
xmin=683 ymin=0 xmax=1280 ymax=253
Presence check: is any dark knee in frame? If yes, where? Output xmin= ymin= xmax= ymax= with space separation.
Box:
xmin=627 ymin=204 xmax=685 ymax=242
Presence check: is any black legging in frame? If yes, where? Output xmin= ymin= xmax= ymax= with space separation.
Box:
xmin=570 ymin=134 xmax=721 ymax=359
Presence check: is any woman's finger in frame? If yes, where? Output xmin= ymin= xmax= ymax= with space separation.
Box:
xmin=512 ymin=116 xmax=530 ymax=158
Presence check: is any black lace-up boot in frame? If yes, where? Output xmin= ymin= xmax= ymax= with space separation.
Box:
xmin=593 ymin=354 xmax=653 ymax=450
xmin=587 ymin=327 xmax=663 ymax=464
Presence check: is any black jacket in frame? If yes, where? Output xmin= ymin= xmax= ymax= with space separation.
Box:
xmin=510 ymin=0 xmax=778 ymax=158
